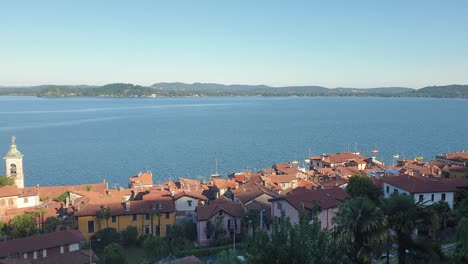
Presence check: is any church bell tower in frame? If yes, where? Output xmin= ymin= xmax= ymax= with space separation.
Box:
xmin=4 ymin=136 xmax=24 ymax=188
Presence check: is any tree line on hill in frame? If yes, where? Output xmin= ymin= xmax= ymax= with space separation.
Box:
xmin=0 ymin=83 xmax=467 ymax=98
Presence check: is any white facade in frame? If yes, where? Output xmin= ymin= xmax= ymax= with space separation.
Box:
xmin=175 ymin=196 xmax=205 ymax=223
xmin=17 ymin=195 xmax=40 ymax=208
xmin=383 ymin=182 xmax=455 ymax=208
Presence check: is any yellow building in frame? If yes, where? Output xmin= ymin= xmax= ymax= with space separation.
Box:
xmin=74 ymin=197 xmax=176 ymax=240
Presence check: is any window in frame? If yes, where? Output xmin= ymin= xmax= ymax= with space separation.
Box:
xmin=419 ymin=195 xmax=424 ymax=203
xmin=36 ymin=250 xmax=43 ymax=259
xmin=0 ymin=199 xmax=5 ymax=206
xmin=206 ymin=221 xmax=212 ymax=239
xmin=431 ymin=194 xmax=434 ymax=201
xmin=63 ymin=244 xmax=70 ymax=253
xmin=8 ymin=198 xmax=14 ymax=206
xmin=228 ymin=219 xmax=236 ymax=231
xmin=132 ymin=214 xmax=137 ymax=221
xmin=24 ymin=197 xmax=29 ymax=203
xmin=394 ymin=189 xmax=399 ymax=195
xmin=441 ymin=193 xmax=446 ymax=201
xmin=145 ymin=225 xmax=150 ymax=235
xmin=277 ymin=202 xmax=283 ymax=210
xmin=386 ymin=186 xmax=389 ymax=193
xmin=145 ymin=213 xmax=150 ymax=220
xmin=156 ymin=225 xmax=160 ymax=236
xmin=218 ymin=211 xmax=223 ymax=216
xmin=87 ymin=220 xmax=95 ymax=233
xmin=166 ymin=225 xmax=171 ymax=234
xmin=165 ymin=212 xmax=170 ymax=219
xmin=111 ymin=216 xmax=117 ymax=223
xmin=187 ymin=200 xmax=192 ymax=207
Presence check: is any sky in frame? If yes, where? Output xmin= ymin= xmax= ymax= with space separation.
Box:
xmin=1 ymin=0 xmax=468 ymax=88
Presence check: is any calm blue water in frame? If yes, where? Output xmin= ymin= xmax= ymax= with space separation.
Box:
xmin=0 ymin=96 xmax=467 ymax=187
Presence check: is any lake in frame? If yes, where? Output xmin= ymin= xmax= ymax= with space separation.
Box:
xmin=0 ymin=96 xmax=467 ymax=187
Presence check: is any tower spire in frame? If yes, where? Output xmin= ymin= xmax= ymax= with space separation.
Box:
xmin=4 ymin=136 xmax=24 ymax=188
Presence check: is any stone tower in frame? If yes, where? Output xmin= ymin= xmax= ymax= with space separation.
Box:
xmin=4 ymin=136 xmax=24 ymax=188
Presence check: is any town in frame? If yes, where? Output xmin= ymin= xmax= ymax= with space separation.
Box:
xmin=1 ymin=136 xmax=468 ymax=264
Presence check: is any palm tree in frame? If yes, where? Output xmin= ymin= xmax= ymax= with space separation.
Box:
xmin=97 ymin=206 xmax=112 ymax=229
xmin=382 ymin=194 xmax=436 ymax=264
xmin=334 ymin=197 xmax=388 ymax=264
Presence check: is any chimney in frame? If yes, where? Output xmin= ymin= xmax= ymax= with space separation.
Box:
xmin=125 ymin=201 xmax=131 ymax=212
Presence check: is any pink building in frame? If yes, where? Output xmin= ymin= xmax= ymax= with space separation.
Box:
xmin=269 ymin=187 xmax=348 ymax=229
xmin=195 ymin=200 xmax=243 ymax=245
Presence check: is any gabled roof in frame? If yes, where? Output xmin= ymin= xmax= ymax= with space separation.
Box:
xmin=382 ymin=175 xmax=468 ymax=193
xmin=318 ymin=152 xmax=367 ymax=164
xmin=232 ymin=180 xmax=279 ymax=204
xmin=0 ymin=230 xmax=84 ymax=257
xmin=270 ymin=188 xmax=349 ymax=211
xmin=38 ymin=182 xmax=107 ymax=200
xmin=0 ymin=186 xmax=22 ymax=198
xmin=211 ymin=178 xmax=238 ymax=190
xmin=74 ymin=197 xmax=175 ymax=217
xmin=196 ymin=202 xmax=243 ymax=221
xmin=129 ymin=172 xmax=153 ymax=186
xmin=173 ymin=191 xmax=208 ymax=201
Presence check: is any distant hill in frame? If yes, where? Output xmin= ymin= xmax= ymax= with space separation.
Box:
xmin=404 ymin=85 xmax=468 ymax=98
xmin=1 ymin=83 xmax=467 ymax=98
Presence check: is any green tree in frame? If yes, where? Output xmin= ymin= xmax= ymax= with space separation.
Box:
xmin=90 ymin=227 xmax=120 ymax=252
xmin=10 ymin=213 xmax=36 ymax=238
xmin=121 ymin=226 xmax=138 ymax=246
xmin=214 ymin=249 xmax=240 ymax=264
xmin=346 ymin=175 xmax=381 ymax=203
xmin=382 ymin=194 xmax=435 ymax=264
xmin=143 ymin=236 xmax=168 ymax=261
xmin=54 ymin=192 xmax=68 ymax=202
xmin=205 ymin=217 xmax=227 ymax=246
xmin=243 ymin=209 xmax=261 ymax=238
xmin=427 ymin=201 xmax=450 ymax=242
xmin=334 ymin=197 xmax=388 ymax=264
xmin=44 ymin=217 xmax=61 ymax=233
xmin=0 ymin=176 xmax=15 ymax=187
xmin=97 ymin=206 xmax=112 ymax=229
xmin=103 ymin=243 xmax=127 ymax=264
xmin=452 ymin=217 xmax=468 ymax=264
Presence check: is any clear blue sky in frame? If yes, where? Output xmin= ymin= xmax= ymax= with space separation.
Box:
xmin=1 ymin=0 xmax=467 ymax=88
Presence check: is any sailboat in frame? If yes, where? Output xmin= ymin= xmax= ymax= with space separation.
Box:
xmin=371 ymin=144 xmax=379 ymax=155
xmin=210 ymin=159 xmax=222 ymax=178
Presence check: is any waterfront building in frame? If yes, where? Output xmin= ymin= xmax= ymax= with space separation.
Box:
xmin=382 ymin=174 xmax=468 ymax=208
xmin=173 ymin=191 xmax=208 ymax=224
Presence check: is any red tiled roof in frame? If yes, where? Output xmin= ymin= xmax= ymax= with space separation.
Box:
xmin=320 ymin=152 xmax=367 ymax=164
xmin=173 ymin=191 xmax=208 ymax=201
xmin=210 ymin=195 xmax=232 ymax=205
xmin=129 ymin=172 xmax=153 ymax=186
xmin=382 ymin=175 xmax=468 ymax=193
xmin=297 ymin=179 xmax=319 ymax=188
xmin=196 ymin=203 xmax=243 ymax=221
xmin=21 ymin=187 xmax=39 ymax=197
xmin=0 ymin=186 xmax=22 ymax=198
xmin=450 ymin=165 xmax=468 ymax=173
xmin=271 ymin=188 xmax=348 ymax=211
xmin=211 ymin=178 xmax=239 ymax=190
xmin=74 ymin=197 xmax=175 ymax=217
xmin=0 ymin=230 xmax=84 ymax=257
xmin=269 ymin=174 xmax=298 ymax=184
xmin=232 ymin=181 xmax=279 ymax=204
xmin=320 ymin=179 xmax=348 ymax=189
xmin=38 ymin=182 xmax=107 ymax=200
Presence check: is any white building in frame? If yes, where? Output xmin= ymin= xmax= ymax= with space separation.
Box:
xmin=173 ymin=191 xmax=208 ymax=223
xmin=381 ymin=175 xmax=468 ymax=209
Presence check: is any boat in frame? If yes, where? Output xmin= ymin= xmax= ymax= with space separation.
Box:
xmin=393 ymin=153 xmax=399 ymax=159
xmin=370 ymin=144 xmax=379 ymax=155
xmin=210 ymin=159 xmax=222 ymax=178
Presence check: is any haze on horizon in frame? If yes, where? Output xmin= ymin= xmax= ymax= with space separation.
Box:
xmin=1 ymin=0 xmax=468 ymax=88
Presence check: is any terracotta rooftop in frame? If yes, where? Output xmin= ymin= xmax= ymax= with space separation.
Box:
xmin=171 ymin=255 xmax=203 ymax=264
xmin=320 ymin=178 xmax=348 ymax=189
xmin=297 ymin=179 xmax=319 ymax=188
xmin=382 ymin=175 xmax=468 ymax=193
xmin=129 ymin=172 xmax=153 ymax=186
xmin=38 ymin=182 xmax=107 ymax=200
xmin=0 ymin=230 xmax=85 ymax=258
xmin=314 ymin=152 xmax=367 ymax=164
xmin=0 ymin=250 xmax=99 ymax=264
xmin=274 ymin=162 xmax=301 ymax=175
xmin=270 ymin=187 xmax=349 ymax=211
xmin=232 ymin=180 xmax=279 ymax=204
xmin=196 ymin=202 xmax=243 ymax=221
xmin=173 ymin=191 xmax=208 ymax=201
xmin=74 ymin=197 xmax=175 ymax=217
xmin=211 ymin=178 xmax=238 ymax=190
xmin=0 ymin=186 xmax=22 ymax=198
